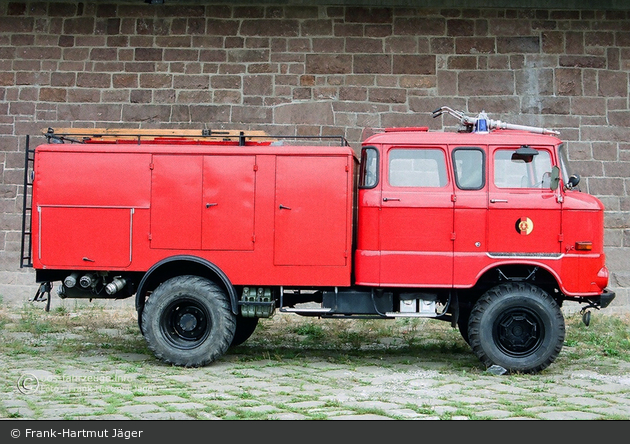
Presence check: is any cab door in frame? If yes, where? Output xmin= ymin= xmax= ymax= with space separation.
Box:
xmin=487 ymin=145 xmax=561 ymax=255
xmin=378 ymin=146 xmax=454 ymax=287
xmin=451 ymin=146 xmax=488 ymax=285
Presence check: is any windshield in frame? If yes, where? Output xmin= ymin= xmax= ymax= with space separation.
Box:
xmin=557 ymin=143 xmax=571 ymax=184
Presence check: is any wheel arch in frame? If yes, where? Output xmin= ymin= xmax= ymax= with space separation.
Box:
xmin=470 ymin=261 xmax=562 ymax=300
xmin=135 ymin=256 xmax=239 ymax=321
xmin=454 ymin=262 xmax=563 ymax=340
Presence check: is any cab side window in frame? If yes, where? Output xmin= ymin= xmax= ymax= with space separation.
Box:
xmin=388 ymin=148 xmax=447 ymax=188
xmin=359 ymin=147 xmax=379 ymax=189
xmin=494 ymin=149 xmax=552 ymax=188
xmin=453 ymin=148 xmax=484 ymax=190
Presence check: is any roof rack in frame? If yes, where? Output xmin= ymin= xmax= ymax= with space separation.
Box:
xmin=432 ymin=106 xmax=560 ymax=135
xmin=43 ymin=127 xmax=277 ymax=146
xmin=42 ymin=128 xmax=350 ymax=147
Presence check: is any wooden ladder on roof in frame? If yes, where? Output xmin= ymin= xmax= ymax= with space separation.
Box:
xmin=42 ymin=127 xmax=275 ymax=145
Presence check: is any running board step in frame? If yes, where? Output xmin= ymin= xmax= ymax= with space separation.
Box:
xmin=280 ymin=307 xmax=332 ymax=314
xmin=384 ymin=312 xmax=438 ymax=318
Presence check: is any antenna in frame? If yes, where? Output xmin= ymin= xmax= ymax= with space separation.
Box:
xmin=432 ymin=106 xmax=560 ymax=135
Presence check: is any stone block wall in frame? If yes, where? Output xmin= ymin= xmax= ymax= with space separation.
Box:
xmin=0 ymin=1 xmax=628 ymax=309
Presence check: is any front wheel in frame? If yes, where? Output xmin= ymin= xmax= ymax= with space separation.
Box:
xmin=468 ymin=283 xmax=565 ymax=374
xmin=142 ymin=275 xmax=236 ymax=367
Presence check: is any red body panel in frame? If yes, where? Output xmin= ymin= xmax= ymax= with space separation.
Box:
xmin=150 ymin=155 xmax=204 ymax=250
xmin=31 ymin=143 xmax=356 ymax=287
xmin=35 ymin=151 xmax=152 ymax=207
xmin=274 ymin=156 xmax=349 ymax=266
xmin=39 ymin=207 xmax=132 ymax=268
xmin=202 ymin=155 xmax=256 ymax=251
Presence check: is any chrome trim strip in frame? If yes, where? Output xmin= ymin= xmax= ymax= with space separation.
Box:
xmin=487 ymin=252 xmax=563 ymax=260
xmin=37 ymin=206 xmax=41 ymax=261
xmin=129 ymin=208 xmax=134 ymax=263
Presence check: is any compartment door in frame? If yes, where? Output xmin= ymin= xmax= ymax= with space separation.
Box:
xmin=150 ymin=155 xmax=203 ymax=250
xmin=202 ymin=156 xmax=256 ymax=251
xmin=39 ymin=206 xmax=132 ymax=267
xmin=274 ymin=156 xmax=349 ymax=266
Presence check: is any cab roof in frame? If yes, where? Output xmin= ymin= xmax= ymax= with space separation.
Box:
xmin=362 ymin=127 xmax=563 ymax=147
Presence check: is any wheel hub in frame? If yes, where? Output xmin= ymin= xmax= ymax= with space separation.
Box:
xmin=161 ymin=299 xmax=210 ymax=348
xmin=495 ymin=310 xmax=542 ymax=356
xmin=178 ymin=313 xmax=198 ymax=332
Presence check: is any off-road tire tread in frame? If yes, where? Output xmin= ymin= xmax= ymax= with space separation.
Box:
xmin=142 ymin=275 xmax=236 ymax=367
xmin=231 ymin=315 xmax=259 ymax=348
xmin=468 ymin=282 xmax=565 ymax=374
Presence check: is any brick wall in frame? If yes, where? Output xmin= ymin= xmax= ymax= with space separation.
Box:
xmin=1 ymin=2 xmax=629 ymax=308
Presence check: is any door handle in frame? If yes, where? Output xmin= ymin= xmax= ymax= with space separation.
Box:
xmin=206 ymin=203 xmax=218 ymax=208
xmin=490 ymin=199 xmax=508 ymax=203
xmin=383 ymin=197 xmax=400 ymax=202
xmin=279 ymin=204 xmax=291 ymax=210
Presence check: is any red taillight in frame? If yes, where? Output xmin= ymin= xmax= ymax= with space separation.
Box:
xmin=596 ymin=266 xmax=609 ymax=290
xmin=575 ymin=241 xmax=592 ymax=251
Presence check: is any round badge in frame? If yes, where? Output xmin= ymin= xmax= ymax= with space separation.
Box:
xmin=515 ymin=217 xmax=533 ymax=235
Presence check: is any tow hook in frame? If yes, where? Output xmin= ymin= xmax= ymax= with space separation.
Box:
xmin=581 ymin=309 xmax=591 ymax=327
xmin=580 ymin=301 xmax=600 ymax=327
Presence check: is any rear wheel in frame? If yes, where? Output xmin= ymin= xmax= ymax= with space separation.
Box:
xmin=457 ymin=309 xmax=471 ymax=345
xmin=468 ymin=282 xmax=564 ymax=374
xmin=231 ymin=315 xmax=259 ymax=347
xmin=456 ymin=296 xmax=475 ymax=345
xmin=142 ymin=275 xmax=236 ymax=367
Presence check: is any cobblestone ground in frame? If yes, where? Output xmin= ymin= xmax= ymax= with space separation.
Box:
xmin=1 ymin=294 xmax=629 ymax=421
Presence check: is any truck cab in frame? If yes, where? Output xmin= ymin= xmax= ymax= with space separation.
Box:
xmin=351 ymin=118 xmax=614 ymax=373
xmin=356 ymin=127 xmax=610 ymax=299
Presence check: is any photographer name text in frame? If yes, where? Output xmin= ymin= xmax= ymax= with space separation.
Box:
xmin=25 ymin=428 xmax=143 ymax=439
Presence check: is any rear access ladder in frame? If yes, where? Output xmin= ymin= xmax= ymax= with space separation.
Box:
xmin=20 ymin=135 xmax=34 ymax=269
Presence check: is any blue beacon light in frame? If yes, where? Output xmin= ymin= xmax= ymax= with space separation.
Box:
xmin=474 ymin=111 xmax=489 ymax=133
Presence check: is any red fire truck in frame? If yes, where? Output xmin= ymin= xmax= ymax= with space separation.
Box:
xmin=20 ymin=107 xmax=615 ymax=373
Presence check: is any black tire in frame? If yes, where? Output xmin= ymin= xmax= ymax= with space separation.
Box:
xmin=455 ymin=296 xmax=475 ymax=345
xmin=457 ymin=309 xmax=471 ymax=345
xmin=468 ymin=282 xmax=565 ymax=374
xmin=142 ymin=275 xmax=236 ymax=367
xmin=230 ymin=315 xmax=259 ymax=348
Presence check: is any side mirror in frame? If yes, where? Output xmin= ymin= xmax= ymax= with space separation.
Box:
xmin=567 ymin=174 xmax=580 ymax=189
xmin=549 ymin=166 xmax=560 ymax=191
xmin=511 ymin=145 xmax=539 ymax=163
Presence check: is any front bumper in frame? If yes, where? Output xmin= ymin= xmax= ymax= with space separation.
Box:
xmin=597 ymin=289 xmax=616 ymax=309
xmin=566 ymin=290 xmax=616 ymax=309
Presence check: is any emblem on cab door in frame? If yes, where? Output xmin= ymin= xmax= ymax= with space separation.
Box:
xmin=515 ymin=217 xmax=533 ymax=235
